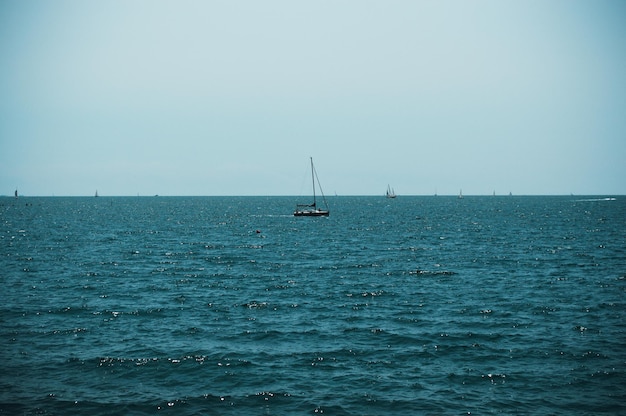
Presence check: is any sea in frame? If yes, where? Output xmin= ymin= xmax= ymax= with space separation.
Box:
xmin=1 ymin=195 xmax=625 ymax=415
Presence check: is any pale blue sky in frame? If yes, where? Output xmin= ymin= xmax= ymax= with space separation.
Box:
xmin=1 ymin=0 xmax=625 ymax=196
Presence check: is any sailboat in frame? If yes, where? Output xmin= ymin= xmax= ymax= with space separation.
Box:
xmin=14 ymin=188 xmax=18 ymax=198
xmin=294 ymin=157 xmax=329 ymax=217
xmin=386 ymin=185 xmax=397 ymax=199
xmin=458 ymin=189 xmax=464 ymax=199
xmin=95 ymin=190 xmax=99 ymax=198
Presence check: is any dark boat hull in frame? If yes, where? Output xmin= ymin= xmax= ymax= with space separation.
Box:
xmin=293 ymin=209 xmax=329 ymax=217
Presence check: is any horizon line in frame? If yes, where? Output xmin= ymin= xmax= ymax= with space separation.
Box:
xmin=2 ymin=193 xmax=623 ymax=198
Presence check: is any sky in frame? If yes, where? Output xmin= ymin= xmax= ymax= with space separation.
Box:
xmin=1 ymin=0 xmax=625 ymax=196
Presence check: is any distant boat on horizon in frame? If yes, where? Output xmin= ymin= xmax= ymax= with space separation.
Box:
xmin=95 ymin=190 xmax=99 ymax=197
xmin=14 ymin=188 xmax=18 ymax=198
xmin=458 ymin=189 xmax=464 ymax=199
xmin=294 ymin=157 xmax=329 ymax=217
xmin=386 ymin=185 xmax=397 ymax=199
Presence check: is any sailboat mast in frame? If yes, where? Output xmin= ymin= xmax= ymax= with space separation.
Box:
xmin=310 ymin=157 xmax=316 ymax=207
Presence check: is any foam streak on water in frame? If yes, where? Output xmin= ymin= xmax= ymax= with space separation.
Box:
xmin=1 ymin=196 xmax=625 ymax=415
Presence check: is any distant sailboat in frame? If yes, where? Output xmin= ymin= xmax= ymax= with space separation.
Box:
xmin=386 ymin=185 xmax=397 ymax=199
xmin=294 ymin=157 xmax=329 ymax=217
xmin=95 ymin=190 xmax=99 ymax=197
xmin=14 ymin=188 xmax=18 ymax=198
xmin=458 ymin=189 xmax=464 ymax=199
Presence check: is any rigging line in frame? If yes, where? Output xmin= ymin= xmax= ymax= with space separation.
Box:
xmin=312 ymin=161 xmax=329 ymax=208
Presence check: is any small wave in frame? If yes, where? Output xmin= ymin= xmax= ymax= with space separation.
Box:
xmin=240 ymin=301 xmax=268 ymax=308
xmin=94 ymin=353 xmax=246 ymax=368
xmin=574 ymin=197 xmax=616 ymax=202
xmin=409 ymin=269 xmax=457 ymax=276
xmin=482 ymin=373 xmax=507 ymax=384
xmin=346 ymin=290 xmax=385 ymax=298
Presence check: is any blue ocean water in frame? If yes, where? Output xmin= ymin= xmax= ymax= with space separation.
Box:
xmin=1 ymin=195 xmax=625 ymax=415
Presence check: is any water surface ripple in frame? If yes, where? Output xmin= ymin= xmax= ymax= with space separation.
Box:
xmin=1 ymin=196 xmax=625 ymax=414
